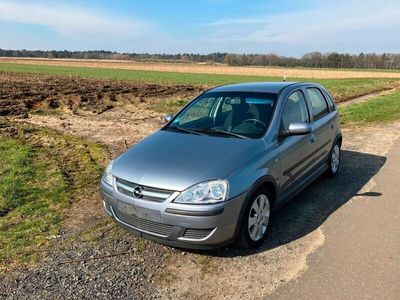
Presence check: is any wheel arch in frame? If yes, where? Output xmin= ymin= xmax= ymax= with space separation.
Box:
xmin=233 ymin=175 xmax=277 ymax=240
xmin=336 ymin=134 xmax=343 ymax=147
xmin=252 ymin=180 xmax=277 ymax=211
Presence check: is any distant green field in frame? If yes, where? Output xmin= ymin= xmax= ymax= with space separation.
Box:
xmin=1 ymin=62 xmax=400 ymax=102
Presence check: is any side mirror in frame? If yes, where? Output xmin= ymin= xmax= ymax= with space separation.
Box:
xmin=280 ymin=122 xmax=311 ymax=138
xmin=163 ymin=114 xmax=173 ymax=123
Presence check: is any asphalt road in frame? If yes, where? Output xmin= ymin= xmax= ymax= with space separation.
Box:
xmin=271 ymin=136 xmax=400 ymax=300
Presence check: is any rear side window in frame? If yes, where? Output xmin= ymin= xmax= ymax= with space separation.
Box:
xmin=281 ymin=91 xmax=309 ymax=131
xmin=307 ymin=88 xmax=329 ymax=120
xmin=323 ymin=90 xmax=336 ymax=111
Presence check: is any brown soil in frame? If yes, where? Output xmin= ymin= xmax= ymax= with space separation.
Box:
xmin=0 ymin=72 xmax=203 ymax=117
xmin=21 ymin=108 xmax=164 ymax=156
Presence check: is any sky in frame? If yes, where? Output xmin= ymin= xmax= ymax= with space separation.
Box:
xmin=0 ymin=0 xmax=399 ymax=57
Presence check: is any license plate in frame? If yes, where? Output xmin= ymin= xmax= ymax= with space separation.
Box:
xmin=116 ymin=201 xmax=161 ymax=222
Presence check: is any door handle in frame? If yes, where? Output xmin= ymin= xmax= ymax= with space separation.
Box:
xmin=310 ymin=134 xmax=316 ymax=143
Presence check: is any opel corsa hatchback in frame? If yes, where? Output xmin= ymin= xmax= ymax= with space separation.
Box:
xmin=100 ymin=82 xmax=342 ymax=249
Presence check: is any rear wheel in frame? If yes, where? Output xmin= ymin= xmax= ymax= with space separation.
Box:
xmin=237 ymin=188 xmax=271 ymax=249
xmin=326 ymin=141 xmax=341 ymax=177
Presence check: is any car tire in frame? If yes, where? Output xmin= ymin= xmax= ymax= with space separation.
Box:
xmin=326 ymin=141 xmax=341 ymax=178
xmin=237 ymin=188 xmax=272 ymax=249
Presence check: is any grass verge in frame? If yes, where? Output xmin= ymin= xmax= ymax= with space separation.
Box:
xmin=0 ymin=119 xmax=109 ymax=272
xmin=0 ymin=138 xmax=69 ymax=269
xmin=1 ymin=62 xmax=400 ymax=102
xmin=340 ymin=90 xmax=400 ymax=124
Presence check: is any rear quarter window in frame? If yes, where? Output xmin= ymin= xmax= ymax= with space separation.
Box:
xmin=322 ymin=90 xmax=336 ymax=111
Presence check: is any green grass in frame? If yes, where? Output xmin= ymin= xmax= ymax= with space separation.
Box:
xmin=1 ymin=62 xmax=400 ymax=102
xmin=0 ymin=138 xmax=69 ymax=268
xmin=340 ymin=90 xmax=400 ymax=124
xmin=315 ymin=78 xmax=399 ymax=102
xmin=0 ymin=62 xmax=283 ymax=85
xmin=0 ymin=120 xmax=109 ymax=272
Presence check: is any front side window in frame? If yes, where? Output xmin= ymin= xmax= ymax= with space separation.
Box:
xmin=167 ymin=92 xmax=277 ymax=139
xmin=178 ymin=97 xmax=214 ymax=125
xmin=281 ymin=91 xmax=309 ymax=131
xmin=307 ymin=88 xmax=329 ymax=120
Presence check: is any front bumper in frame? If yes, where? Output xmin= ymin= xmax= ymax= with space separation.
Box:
xmin=100 ymin=179 xmax=246 ymax=249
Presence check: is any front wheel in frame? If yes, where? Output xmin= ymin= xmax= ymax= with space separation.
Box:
xmin=237 ymin=188 xmax=271 ymax=249
xmin=326 ymin=141 xmax=341 ymax=177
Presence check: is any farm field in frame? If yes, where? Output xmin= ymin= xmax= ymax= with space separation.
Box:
xmin=1 ymin=62 xmax=400 ymax=104
xmin=1 ymin=65 xmax=400 ymax=298
xmin=1 ymin=57 xmax=400 ymax=79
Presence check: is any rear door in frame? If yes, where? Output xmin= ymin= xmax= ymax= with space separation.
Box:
xmin=305 ymin=87 xmax=336 ymax=169
xmin=278 ymin=90 xmax=313 ymax=192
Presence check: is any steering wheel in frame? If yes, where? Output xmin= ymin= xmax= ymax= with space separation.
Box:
xmin=244 ymin=118 xmax=266 ymax=128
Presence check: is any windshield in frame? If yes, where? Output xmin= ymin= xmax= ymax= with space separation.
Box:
xmin=166 ymin=92 xmax=277 ymax=139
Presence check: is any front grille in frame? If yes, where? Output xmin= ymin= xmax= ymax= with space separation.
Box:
xmin=113 ymin=208 xmax=173 ymax=237
xmin=182 ymin=228 xmax=214 ymax=240
xmin=116 ymin=177 xmax=174 ymax=203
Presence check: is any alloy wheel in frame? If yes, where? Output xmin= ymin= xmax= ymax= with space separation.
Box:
xmin=248 ymin=194 xmax=270 ymax=241
xmin=331 ymin=144 xmax=340 ymax=173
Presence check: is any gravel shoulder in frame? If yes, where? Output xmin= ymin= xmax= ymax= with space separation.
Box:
xmin=0 ymin=219 xmax=171 ymax=300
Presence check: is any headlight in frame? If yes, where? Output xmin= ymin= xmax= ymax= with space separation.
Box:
xmin=102 ymin=160 xmax=114 ymax=186
xmin=174 ymin=180 xmax=228 ymax=204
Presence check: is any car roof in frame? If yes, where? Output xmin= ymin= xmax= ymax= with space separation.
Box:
xmin=207 ymin=82 xmax=300 ymax=94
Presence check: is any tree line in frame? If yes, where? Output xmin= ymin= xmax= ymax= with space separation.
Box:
xmin=1 ymin=49 xmax=400 ymax=70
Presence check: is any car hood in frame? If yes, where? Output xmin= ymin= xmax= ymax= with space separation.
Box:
xmin=112 ymin=130 xmax=265 ymax=191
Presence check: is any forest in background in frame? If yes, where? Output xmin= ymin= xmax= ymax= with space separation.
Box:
xmin=1 ymin=49 xmax=400 ymax=70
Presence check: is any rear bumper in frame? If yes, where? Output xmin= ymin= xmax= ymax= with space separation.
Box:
xmin=100 ymin=179 xmax=246 ymax=249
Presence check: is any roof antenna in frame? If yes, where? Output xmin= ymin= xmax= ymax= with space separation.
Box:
xmin=283 ymin=75 xmax=287 ymax=82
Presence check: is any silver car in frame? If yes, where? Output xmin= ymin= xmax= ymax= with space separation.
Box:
xmin=100 ymin=82 xmax=342 ymax=249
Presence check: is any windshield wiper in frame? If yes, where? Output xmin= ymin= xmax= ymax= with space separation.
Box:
xmin=193 ymin=128 xmax=250 ymax=140
xmin=166 ymin=126 xmax=204 ymax=136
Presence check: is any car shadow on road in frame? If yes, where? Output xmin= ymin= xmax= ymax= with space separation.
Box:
xmin=207 ymin=149 xmax=387 ymax=257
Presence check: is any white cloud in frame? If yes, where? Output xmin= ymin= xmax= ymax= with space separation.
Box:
xmin=0 ymin=1 xmax=151 ymax=41
xmin=203 ymin=19 xmax=269 ymax=27
xmin=201 ymin=0 xmax=400 ymax=54
xmin=0 ymin=0 xmax=398 ymax=55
